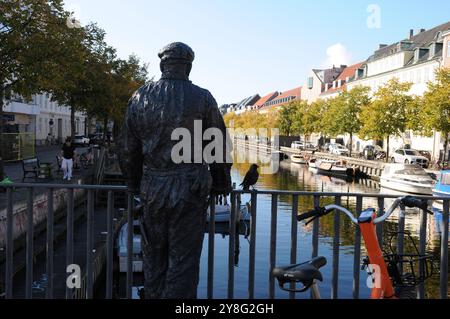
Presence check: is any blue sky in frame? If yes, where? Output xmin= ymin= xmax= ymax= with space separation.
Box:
xmin=64 ymin=0 xmax=450 ymax=105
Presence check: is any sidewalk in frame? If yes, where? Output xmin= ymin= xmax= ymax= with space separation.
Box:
xmin=0 ymin=145 xmax=92 ymax=211
xmin=3 ymin=145 xmax=89 ymax=183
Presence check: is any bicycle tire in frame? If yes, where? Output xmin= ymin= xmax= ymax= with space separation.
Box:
xmin=396 ymin=286 xmax=417 ymax=299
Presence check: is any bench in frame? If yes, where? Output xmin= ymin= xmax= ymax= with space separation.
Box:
xmin=22 ymin=158 xmax=40 ymax=181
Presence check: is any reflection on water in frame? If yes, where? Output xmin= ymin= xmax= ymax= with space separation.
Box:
xmin=198 ymin=154 xmax=449 ymax=299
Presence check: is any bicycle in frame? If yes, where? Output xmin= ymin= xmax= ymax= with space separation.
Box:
xmin=272 ymin=196 xmax=435 ymax=299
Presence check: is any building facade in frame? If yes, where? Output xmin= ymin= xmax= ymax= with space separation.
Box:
xmin=2 ymin=93 xmax=87 ymax=145
xmin=347 ymin=22 xmax=450 ymax=159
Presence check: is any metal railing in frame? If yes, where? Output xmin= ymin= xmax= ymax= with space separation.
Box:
xmin=0 ymin=184 xmax=449 ymax=299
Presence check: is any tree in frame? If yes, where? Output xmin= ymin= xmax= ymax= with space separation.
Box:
xmin=108 ymin=55 xmax=149 ymax=138
xmin=421 ymin=68 xmax=450 ymax=160
xmin=0 ymin=0 xmax=71 ymax=179
xmin=49 ymin=23 xmax=115 ymax=139
xmin=359 ymin=78 xmax=413 ymax=162
xmin=330 ymin=86 xmax=371 ymax=156
xmin=278 ymin=102 xmax=299 ymax=136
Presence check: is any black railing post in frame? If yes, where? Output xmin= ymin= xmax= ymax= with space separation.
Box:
xmin=248 ymin=192 xmax=257 ymax=299
xmin=269 ymin=194 xmax=278 ymax=299
xmin=46 ymin=188 xmax=54 ymax=299
xmin=5 ymin=188 xmax=14 ymax=299
xmin=207 ymin=196 xmax=216 ymax=299
xmin=25 ymin=187 xmax=34 ymax=299
xmin=227 ymin=193 xmax=237 ymax=299
xmin=66 ymin=189 xmax=74 ymax=299
xmin=126 ymin=193 xmax=134 ymax=299
xmin=352 ymin=196 xmax=362 ymax=299
xmin=440 ymin=200 xmax=449 ymax=299
xmin=290 ymin=195 xmax=299 ymax=299
xmin=331 ymin=196 xmax=341 ymax=299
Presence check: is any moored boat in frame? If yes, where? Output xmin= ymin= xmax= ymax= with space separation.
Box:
xmin=432 ymin=170 xmax=450 ymax=210
xmin=380 ymin=164 xmax=435 ymax=195
xmin=206 ymin=204 xmax=251 ymax=223
xmin=316 ymin=160 xmax=355 ymax=178
xmin=291 ymin=154 xmax=307 ymax=164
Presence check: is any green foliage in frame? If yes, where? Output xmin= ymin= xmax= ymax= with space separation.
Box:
xmin=421 ymin=68 xmax=450 ymax=138
xmin=359 ymin=78 xmax=413 ymax=140
xmin=333 ymin=86 xmax=370 ymax=136
xmin=0 ymin=0 xmax=70 ymax=100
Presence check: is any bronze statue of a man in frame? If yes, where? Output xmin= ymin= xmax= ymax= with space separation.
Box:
xmin=123 ymin=42 xmax=232 ymax=299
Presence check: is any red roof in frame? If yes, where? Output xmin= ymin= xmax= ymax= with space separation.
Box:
xmin=273 ymin=86 xmax=302 ymax=101
xmin=320 ymin=62 xmax=363 ymax=96
xmin=336 ymin=62 xmax=364 ymax=82
xmin=255 ymin=92 xmax=279 ymax=108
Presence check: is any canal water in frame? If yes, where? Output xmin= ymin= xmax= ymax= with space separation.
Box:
xmin=197 ymin=157 xmax=449 ymax=299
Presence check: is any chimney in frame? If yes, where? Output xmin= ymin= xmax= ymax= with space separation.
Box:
xmin=419 ymin=28 xmax=426 ymax=33
xmin=409 ymin=29 xmax=414 ymax=39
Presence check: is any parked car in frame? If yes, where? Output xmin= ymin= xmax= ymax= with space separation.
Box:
xmin=322 ymin=143 xmax=331 ymax=152
xmin=391 ymin=149 xmax=429 ymax=168
xmin=291 ymin=141 xmax=305 ymax=150
xmin=73 ymin=135 xmax=90 ymax=146
xmin=418 ymin=150 xmax=432 ymax=161
xmin=329 ymin=144 xmax=350 ymax=156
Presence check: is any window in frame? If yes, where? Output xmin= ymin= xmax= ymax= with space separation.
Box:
xmin=308 ymin=77 xmax=314 ymax=89
xmin=448 ymin=41 xmax=450 ymax=57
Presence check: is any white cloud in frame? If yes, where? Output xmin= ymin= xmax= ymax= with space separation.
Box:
xmin=322 ymin=43 xmax=352 ymax=68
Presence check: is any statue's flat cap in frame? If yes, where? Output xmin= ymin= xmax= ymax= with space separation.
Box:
xmin=158 ymin=42 xmax=195 ymax=63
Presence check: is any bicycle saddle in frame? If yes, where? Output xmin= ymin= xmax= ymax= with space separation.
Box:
xmin=272 ymin=256 xmax=327 ymax=292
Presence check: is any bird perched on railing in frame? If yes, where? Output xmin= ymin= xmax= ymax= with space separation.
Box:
xmin=240 ymin=164 xmax=259 ymax=190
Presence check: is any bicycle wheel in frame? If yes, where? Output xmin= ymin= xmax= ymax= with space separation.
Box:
xmin=396 ymin=286 xmax=417 ymax=299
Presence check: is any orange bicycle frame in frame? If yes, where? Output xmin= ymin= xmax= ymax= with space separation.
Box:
xmin=359 ymin=211 xmax=396 ymax=299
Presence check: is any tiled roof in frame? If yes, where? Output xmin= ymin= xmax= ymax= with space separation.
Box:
xmin=254 ymin=92 xmax=279 ymax=108
xmin=369 ymin=21 xmax=450 ymax=62
xmin=274 ymin=86 xmax=302 ymax=101
xmin=336 ymin=62 xmax=364 ymax=81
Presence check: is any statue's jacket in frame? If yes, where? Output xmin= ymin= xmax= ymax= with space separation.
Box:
xmin=122 ymin=74 xmax=232 ymax=210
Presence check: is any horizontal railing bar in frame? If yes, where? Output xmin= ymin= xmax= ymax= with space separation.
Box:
xmin=2 ymin=184 xmax=449 ymax=201
xmin=0 ymin=183 xmax=128 ymax=191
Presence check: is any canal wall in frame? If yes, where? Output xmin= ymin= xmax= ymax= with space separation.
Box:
xmin=0 ymin=187 xmax=86 ymax=247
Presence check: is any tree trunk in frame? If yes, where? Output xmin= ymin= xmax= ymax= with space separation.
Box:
xmin=103 ymin=117 xmax=108 ymax=143
xmin=0 ymin=85 xmax=5 ymax=180
xmin=444 ymin=133 xmax=449 ymax=162
xmin=349 ymin=132 xmax=353 ymax=157
xmin=386 ymin=136 xmax=390 ymax=163
xmin=70 ymin=106 xmax=76 ymax=139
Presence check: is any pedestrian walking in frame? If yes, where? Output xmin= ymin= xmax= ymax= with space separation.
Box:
xmin=61 ymin=137 xmax=76 ymax=181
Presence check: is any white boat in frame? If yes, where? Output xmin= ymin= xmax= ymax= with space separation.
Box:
xmin=291 ymin=154 xmax=307 ymax=164
xmin=117 ymin=220 xmax=143 ymax=273
xmin=380 ymin=164 xmax=435 ymax=195
xmin=207 ymin=204 xmax=251 ymax=223
xmin=432 ymin=170 xmax=450 ymax=210
xmin=308 ymin=158 xmax=318 ymax=169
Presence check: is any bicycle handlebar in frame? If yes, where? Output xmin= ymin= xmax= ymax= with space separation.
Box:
xmin=298 ymin=196 xmax=432 ymax=225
